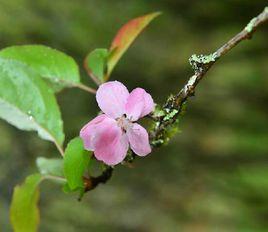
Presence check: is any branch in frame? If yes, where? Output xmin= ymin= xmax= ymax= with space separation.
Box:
xmin=151 ymin=6 xmax=268 ymax=145
xmin=83 ymin=166 xmax=113 ymax=193
xmin=83 ymin=7 xmax=268 ymax=193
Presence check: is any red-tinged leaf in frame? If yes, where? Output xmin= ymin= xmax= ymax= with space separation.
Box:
xmin=106 ymin=12 xmax=161 ymax=79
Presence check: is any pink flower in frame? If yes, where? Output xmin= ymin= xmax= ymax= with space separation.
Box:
xmin=80 ymin=81 xmax=154 ymax=165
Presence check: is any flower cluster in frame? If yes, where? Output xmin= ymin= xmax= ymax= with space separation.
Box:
xmin=80 ymin=81 xmax=154 ymax=165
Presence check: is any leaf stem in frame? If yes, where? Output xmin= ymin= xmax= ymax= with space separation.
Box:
xmin=44 ymin=175 xmax=67 ymax=183
xmin=75 ymin=83 xmax=97 ymax=94
xmin=54 ymin=141 xmax=65 ymax=157
xmin=88 ymin=72 xmax=102 ymax=86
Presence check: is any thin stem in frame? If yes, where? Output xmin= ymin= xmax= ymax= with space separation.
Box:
xmin=74 ymin=83 xmax=97 ymax=94
xmin=88 ymin=72 xmax=102 ymax=86
xmin=54 ymin=141 xmax=65 ymax=157
xmin=42 ymin=75 xmax=97 ymax=94
xmin=45 ymin=175 xmax=67 ymax=183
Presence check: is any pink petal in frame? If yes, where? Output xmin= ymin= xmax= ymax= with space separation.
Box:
xmin=125 ymin=88 xmax=154 ymax=121
xmin=96 ymin=81 xmax=129 ymax=119
xmin=94 ymin=129 xmax=129 ymax=166
xmin=80 ymin=114 xmax=115 ymax=151
xmin=127 ymin=123 xmax=151 ymax=156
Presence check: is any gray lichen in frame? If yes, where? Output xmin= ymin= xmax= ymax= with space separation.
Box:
xmin=245 ymin=17 xmax=257 ymax=33
xmin=245 ymin=6 xmax=268 ymax=33
xmin=163 ymin=109 xmax=178 ymax=121
xmin=152 ymin=106 xmax=165 ymax=118
xmin=151 ymin=139 xmax=164 ymax=146
xmin=189 ymin=53 xmax=218 ymax=73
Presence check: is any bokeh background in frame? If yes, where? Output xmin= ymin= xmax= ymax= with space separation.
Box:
xmin=1 ymin=0 xmax=268 ymax=231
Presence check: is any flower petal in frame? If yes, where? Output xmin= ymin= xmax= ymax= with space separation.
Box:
xmin=125 ymin=88 xmax=154 ymax=121
xmin=80 ymin=114 xmax=115 ymax=151
xmin=94 ymin=128 xmax=129 ymax=165
xmin=127 ymin=123 xmax=151 ymax=156
xmin=96 ymin=81 xmax=129 ymax=119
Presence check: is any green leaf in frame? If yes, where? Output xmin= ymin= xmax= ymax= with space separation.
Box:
xmin=106 ymin=12 xmax=161 ymax=79
xmin=10 ymin=174 xmax=43 ymax=232
xmin=0 ymin=58 xmax=64 ymax=147
xmin=62 ymin=182 xmax=73 ymax=193
xmin=36 ymin=157 xmax=64 ymax=177
xmin=84 ymin=48 xmax=108 ymax=83
xmin=0 ymin=45 xmax=80 ymax=91
xmin=64 ymin=137 xmax=91 ymax=190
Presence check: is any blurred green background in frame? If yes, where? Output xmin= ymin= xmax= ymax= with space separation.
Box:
xmin=0 ymin=0 xmax=268 ymax=231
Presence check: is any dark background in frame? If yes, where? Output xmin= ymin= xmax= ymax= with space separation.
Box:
xmin=0 ymin=0 xmax=268 ymax=231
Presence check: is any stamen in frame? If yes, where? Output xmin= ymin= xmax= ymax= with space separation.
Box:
xmin=117 ymin=115 xmax=132 ymax=131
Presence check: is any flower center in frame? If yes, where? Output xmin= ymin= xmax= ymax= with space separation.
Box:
xmin=117 ymin=115 xmax=132 ymax=132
